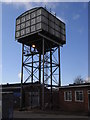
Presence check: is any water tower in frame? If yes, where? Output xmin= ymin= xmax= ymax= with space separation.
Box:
xmin=15 ymin=7 xmax=66 ymax=110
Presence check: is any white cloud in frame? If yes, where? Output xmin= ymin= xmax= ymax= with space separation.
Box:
xmin=73 ymin=14 xmax=80 ymax=20
xmin=17 ymin=3 xmax=34 ymax=10
xmin=85 ymin=77 xmax=90 ymax=83
xmin=1 ymin=1 xmax=59 ymax=11
xmin=18 ymin=72 xmax=24 ymax=79
xmin=0 ymin=1 xmax=66 ymax=23
xmin=18 ymin=72 xmax=21 ymax=79
xmin=3 ymin=2 xmax=34 ymax=10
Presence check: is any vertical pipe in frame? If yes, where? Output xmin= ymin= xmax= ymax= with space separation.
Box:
xmin=50 ymin=48 xmax=52 ymax=109
xmin=42 ymin=38 xmax=44 ymax=110
xmin=58 ymin=46 xmax=61 ymax=86
xmin=20 ymin=43 xmax=24 ymax=110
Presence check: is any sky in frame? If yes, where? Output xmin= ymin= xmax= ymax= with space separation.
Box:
xmin=89 ymin=2 xmax=90 ymax=79
xmin=0 ymin=3 xmax=2 ymax=86
xmin=1 ymin=2 xmax=88 ymax=85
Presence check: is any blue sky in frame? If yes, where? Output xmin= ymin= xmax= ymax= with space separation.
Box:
xmin=0 ymin=3 xmax=2 ymax=84
xmin=89 ymin=2 xmax=90 ymax=78
xmin=2 ymin=2 xmax=88 ymax=85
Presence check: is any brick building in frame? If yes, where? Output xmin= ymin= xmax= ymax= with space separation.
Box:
xmin=1 ymin=82 xmax=59 ymax=110
xmin=1 ymin=82 xmax=90 ymax=114
xmin=59 ymin=83 xmax=90 ymax=113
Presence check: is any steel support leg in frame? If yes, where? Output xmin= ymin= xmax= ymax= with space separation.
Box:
xmin=32 ymin=54 xmax=33 ymax=83
xmin=31 ymin=54 xmax=33 ymax=109
xmin=58 ymin=46 xmax=61 ymax=86
xmin=42 ymin=38 xmax=44 ymax=110
xmin=50 ymin=48 xmax=53 ymax=109
xmin=39 ymin=53 xmax=41 ymax=108
xmin=39 ymin=53 xmax=41 ymax=83
xmin=20 ymin=44 xmax=24 ymax=110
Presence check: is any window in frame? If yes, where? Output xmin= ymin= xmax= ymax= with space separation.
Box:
xmin=88 ymin=90 xmax=90 ymax=94
xmin=64 ymin=91 xmax=72 ymax=101
xmin=75 ymin=91 xmax=84 ymax=102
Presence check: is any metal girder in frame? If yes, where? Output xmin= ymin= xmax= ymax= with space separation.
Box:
xmin=25 ymin=52 xmax=39 ymax=56
xmin=24 ymin=66 xmax=39 ymax=81
xmin=42 ymin=38 xmax=45 ymax=110
xmin=20 ymin=44 xmax=24 ymax=110
xmin=58 ymin=46 xmax=61 ymax=86
xmin=38 ymin=33 xmax=62 ymax=46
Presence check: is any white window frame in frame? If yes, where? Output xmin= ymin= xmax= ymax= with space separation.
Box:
xmin=88 ymin=90 xmax=90 ymax=94
xmin=75 ymin=90 xmax=84 ymax=102
xmin=64 ymin=91 xmax=72 ymax=101
xmin=87 ymin=90 xmax=90 ymax=110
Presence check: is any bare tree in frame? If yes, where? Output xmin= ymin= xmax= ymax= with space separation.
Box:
xmin=74 ymin=76 xmax=84 ymax=84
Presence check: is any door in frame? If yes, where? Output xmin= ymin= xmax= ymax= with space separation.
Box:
xmin=29 ymin=91 xmax=39 ymax=108
xmin=88 ymin=90 xmax=90 ymax=111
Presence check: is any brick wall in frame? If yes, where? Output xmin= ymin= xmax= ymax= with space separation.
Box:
xmin=59 ymin=86 xmax=89 ymax=113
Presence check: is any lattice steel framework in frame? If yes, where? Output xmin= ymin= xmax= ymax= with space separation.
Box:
xmin=20 ymin=38 xmax=61 ymax=110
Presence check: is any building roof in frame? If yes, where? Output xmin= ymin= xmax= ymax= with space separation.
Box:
xmin=0 ymin=81 xmax=41 ymax=89
xmin=59 ymin=83 xmax=90 ymax=89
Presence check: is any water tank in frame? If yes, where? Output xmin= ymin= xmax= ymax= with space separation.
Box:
xmin=15 ymin=7 xmax=66 ymax=50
